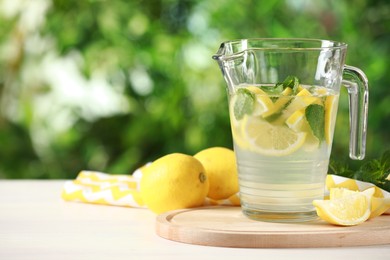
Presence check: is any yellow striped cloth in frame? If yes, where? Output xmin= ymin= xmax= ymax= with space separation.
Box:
xmin=62 ymin=170 xmax=390 ymax=214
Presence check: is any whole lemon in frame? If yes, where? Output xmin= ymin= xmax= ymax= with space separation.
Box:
xmin=140 ymin=153 xmax=209 ymax=214
xmin=194 ymin=147 xmax=238 ymax=200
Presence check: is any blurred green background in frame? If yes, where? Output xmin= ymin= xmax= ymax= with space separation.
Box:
xmin=0 ymin=0 xmax=389 ymax=179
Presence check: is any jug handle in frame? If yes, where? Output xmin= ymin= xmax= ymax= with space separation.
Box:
xmin=342 ymin=65 xmax=369 ymax=160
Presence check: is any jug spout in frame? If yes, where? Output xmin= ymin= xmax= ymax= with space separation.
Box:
xmin=212 ymin=42 xmax=242 ymax=90
xmin=212 ymin=43 xmax=224 ymax=62
xmin=212 ymin=41 xmax=256 ymax=90
xmin=212 ymin=42 xmax=246 ymax=63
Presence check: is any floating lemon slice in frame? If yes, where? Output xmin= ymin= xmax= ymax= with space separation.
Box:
xmin=286 ymin=109 xmax=306 ymax=132
xmin=272 ymin=88 xmax=322 ymax=125
xmin=245 ymin=86 xmax=275 ymax=116
xmin=262 ymin=87 xmax=293 ymax=118
xmin=229 ymin=86 xmax=275 ymax=149
xmin=324 ymin=94 xmax=339 ymax=144
xmin=313 ymin=87 xmax=328 ymax=95
xmin=285 ymin=109 xmax=320 ymax=151
xmin=282 ymin=88 xmax=321 ymax=119
xmin=241 ymin=116 xmax=306 ymax=156
xmin=313 ymin=187 xmax=374 ymax=226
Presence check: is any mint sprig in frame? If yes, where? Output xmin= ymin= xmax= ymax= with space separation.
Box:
xmin=233 ymin=88 xmax=255 ymax=120
xmin=260 ymin=84 xmax=284 ymax=95
xmin=260 ymin=75 xmax=300 ymax=95
xmin=281 ymin=75 xmax=300 ymax=94
xmin=329 ymin=150 xmax=390 ymax=192
xmin=354 ymin=150 xmax=390 ymax=190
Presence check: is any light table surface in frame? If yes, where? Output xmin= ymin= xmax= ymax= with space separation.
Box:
xmin=0 ymin=180 xmax=389 ymax=260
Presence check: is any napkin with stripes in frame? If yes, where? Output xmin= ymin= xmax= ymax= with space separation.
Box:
xmin=62 ymin=170 xmax=390 ymax=214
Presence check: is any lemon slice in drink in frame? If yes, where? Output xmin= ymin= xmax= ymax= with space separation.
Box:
xmin=245 ymin=86 xmax=274 ymax=116
xmin=313 ymin=187 xmax=374 ymax=226
xmin=282 ymin=88 xmax=321 ymax=118
xmin=262 ymin=87 xmax=293 ymax=118
xmin=286 ymin=109 xmax=320 ymax=151
xmin=285 ymin=109 xmax=306 ymax=132
xmin=241 ymin=116 xmax=306 ymax=156
xmin=229 ymin=86 xmax=274 ymax=149
xmin=324 ymin=95 xmax=338 ymax=144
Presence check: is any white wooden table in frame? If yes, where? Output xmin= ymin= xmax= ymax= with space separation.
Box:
xmin=0 ymin=180 xmax=389 ymax=260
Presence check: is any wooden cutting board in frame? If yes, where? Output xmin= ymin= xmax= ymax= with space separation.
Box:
xmin=156 ymin=206 xmax=390 ymax=248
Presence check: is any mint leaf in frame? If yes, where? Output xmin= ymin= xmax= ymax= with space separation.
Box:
xmin=355 ymin=150 xmax=390 ymax=186
xmin=281 ymin=75 xmax=299 ymax=94
xmin=328 ymin=160 xmax=355 ymax=178
xmin=234 ymin=88 xmax=255 ymax=120
xmin=305 ymin=104 xmax=325 ymax=141
xmin=260 ymin=84 xmax=283 ymax=95
xmin=355 ymin=160 xmax=382 ymax=184
xmin=380 ymin=150 xmax=390 ymax=171
xmin=259 ymin=75 xmax=299 ymax=95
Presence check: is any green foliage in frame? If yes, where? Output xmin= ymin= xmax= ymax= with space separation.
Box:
xmin=329 ymin=150 xmax=390 ymax=192
xmin=0 ymin=0 xmax=389 ymax=179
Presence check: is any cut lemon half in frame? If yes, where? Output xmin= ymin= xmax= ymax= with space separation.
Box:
xmin=324 ymin=94 xmax=339 ymax=144
xmin=241 ymin=116 xmax=306 ymax=156
xmin=313 ymin=187 xmax=374 ymax=226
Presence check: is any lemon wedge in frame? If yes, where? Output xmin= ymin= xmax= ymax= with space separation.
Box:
xmin=370 ymin=196 xmax=390 ymax=219
xmin=313 ymin=187 xmax=374 ymax=226
xmin=241 ymin=116 xmax=306 ymax=156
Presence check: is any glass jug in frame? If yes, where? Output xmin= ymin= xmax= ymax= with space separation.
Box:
xmin=212 ymin=38 xmax=368 ymax=222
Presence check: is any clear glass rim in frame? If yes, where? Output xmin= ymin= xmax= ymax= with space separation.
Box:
xmin=221 ymin=38 xmax=347 ymax=50
xmin=213 ymin=38 xmax=348 ymax=61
